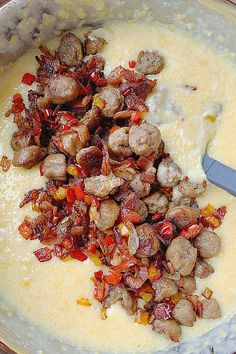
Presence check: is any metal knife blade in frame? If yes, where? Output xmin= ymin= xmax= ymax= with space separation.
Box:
xmin=202 ymin=154 xmax=236 ymax=196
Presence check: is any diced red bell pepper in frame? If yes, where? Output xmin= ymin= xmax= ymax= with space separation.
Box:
xmin=104 ymin=271 xmax=122 ymax=286
xmin=74 ymin=184 xmax=85 ymax=201
xmin=180 ymin=224 xmax=201 ymax=239
xmin=89 ymin=245 xmax=97 ymax=254
xmin=22 ymin=73 xmax=36 ymax=85
xmin=129 ymin=60 xmax=137 ymax=68
xmin=156 ymin=221 xmax=174 ymax=237
xmin=94 ymin=281 xmax=107 ymax=302
xmin=67 ymin=189 xmax=75 ymax=203
xmin=94 ymin=270 xmax=103 ymax=282
xmin=70 ymin=249 xmax=88 ymax=261
xmin=104 ymin=235 xmax=115 ymax=246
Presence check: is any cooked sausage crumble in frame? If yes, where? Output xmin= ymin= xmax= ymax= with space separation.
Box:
xmin=6 ymin=31 xmax=227 ymax=343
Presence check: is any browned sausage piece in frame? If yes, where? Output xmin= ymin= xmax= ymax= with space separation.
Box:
xmin=57 ymin=32 xmax=84 ymax=67
xmin=166 ymin=237 xmax=197 ymax=276
xmin=12 ymin=146 xmax=44 ymax=169
xmin=172 ymin=299 xmax=196 ymax=327
xmin=134 ymin=198 xmax=149 ymax=223
xmin=108 ymin=127 xmax=132 ymax=157
xmin=143 ymin=191 xmax=169 ymax=214
xmin=47 ymin=139 xmax=59 ymax=154
xmin=84 ymin=173 xmax=123 ymax=198
xmin=165 ymin=205 xmax=198 ymax=230
xmin=54 ymin=125 xmax=90 ymax=156
xmin=156 ymin=157 xmax=182 ymax=188
xmin=95 ymin=86 xmax=124 ymax=118
xmin=121 ymin=289 xmax=137 ymax=315
xmin=121 ymin=193 xmax=148 ymax=223
xmin=11 ymin=129 xmax=34 ymax=151
xmin=193 ymin=229 xmax=221 ymax=259
xmin=152 ymin=319 xmax=181 ymax=342
xmin=113 ymin=165 xmax=136 ymax=181
xmin=93 ymin=199 xmax=120 ymax=231
xmin=136 ymin=50 xmax=165 ymax=75
xmin=85 ymin=35 xmax=106 ymax=55
xmin=124 ymin=274 xmax=144 ymax=290
xmin=41 ymin=154 xmax=67 ymax=181
xmin=103 ymin=285 xmax=137 ymax=316
xmin=47 ymin=75 xmax=80 ymax=105
xmin=130 ymin=173 xmax=151 ymax=198
xmin=54 ymin=130 xmax=80 ymax=156
xmin=176 ymin=276 xmax=196 ymax=296
xmin=178 ymin=177 xmax=206 ymax=198
xmin=201 ymin=298 xmax=221 ymax=319
xmin=129 ymin=123 xmax=161 ymax=157
xmin=76 ymin=146 xmax=103 ymax=176
xmin=80 ymin=106 xmax=101 ymax=131
xmin=152 ymin=277 xmax=178 ymax=302
xmin=194 ymin=259 xmax=214 ymax=279
xmin=135 ymin=223 xmax=160 ymax=258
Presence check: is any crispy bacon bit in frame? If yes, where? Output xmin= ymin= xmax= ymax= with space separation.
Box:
xmin=107 ymin=66 xmax=156 ymax=112
xmin=0 ymin=156 xmax=11 ymax=172
xmin=20 ymin=189 xmax=41 ymax=208
xmin=121 ymin=207 xmax=141 ymax=224
xmin=18 ymin=220 xmax=33 ymax=239
xmin=34 ymin=247 xmax=53 ymax=262
xmin=154 ymin=301 xmax=175 ymax=320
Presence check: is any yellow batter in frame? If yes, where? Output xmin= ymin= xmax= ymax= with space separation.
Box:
xmin=0 ymin=21 xmax=236 ymax=352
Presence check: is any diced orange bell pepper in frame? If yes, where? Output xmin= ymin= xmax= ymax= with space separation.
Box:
xmin=74 ymin=184 xmax=85 ymax=201
xmin=200 ymin=203 xmax=216 ymax=217
xmin=135 ymin=309 xmax=149 ymax=325
xmin=76 ymin=297 xmax=91 ymax=306
xmin=148 ymin=264 xmax=162 ymax=282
